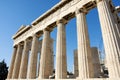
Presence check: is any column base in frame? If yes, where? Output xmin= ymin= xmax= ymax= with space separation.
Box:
xmin=6 ymin=78 xmax=120 ymax=80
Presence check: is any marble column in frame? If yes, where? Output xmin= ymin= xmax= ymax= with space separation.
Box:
xmin=19 ymin=39 xmax=30 ymax=78
xmin=28 ymin=34 xmax=39 ymax=78
xmin=113 ymin=10 xmax=120 ymax=64
xmin=7 ymin=46 xmax=17 ymax=79
xmin=39 ymin=29 xmax=53 ymax=79
xmin=110 ymin=2 xmax=120 ymax=61
xmin=76 ymin=9 xmax=94 ymax=79
xmin=97 ymin=0 xmax=120 ymax=77
xmin=55 ymin=19 xmax=67 ymax=79
xmin=12 ymin=43 xmax=23 ymax=78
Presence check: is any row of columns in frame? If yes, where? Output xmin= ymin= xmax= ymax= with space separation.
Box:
xmin=7 ymin=31 xmax=54 ymax=79
xmin=7 ymin=0 xmax=120 ymax=79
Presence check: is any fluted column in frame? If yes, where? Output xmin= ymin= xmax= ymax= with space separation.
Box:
xmin=111 ymin=2 xmax=120 ymax=60
xmin=76 ymin=9 xmax=94 ymax=79
xmin=12 ymin=43 xmax=23 ymax=78
xmin=19 ymin=39 xmax=30 ymax=78
xmin=97 ymin=0 xmax=120 ymax=77
xmin=113 ymin=10 xmax=120 ymax=63
xmin=7 ymin=46 xmax=17 ymax=79
xmin=55 ymin=19 xmax=67 ymax=79
xmin=28 ymin=34 xmax=39 ymax=79
xmin=39 ymin=29 xmax=53 ymax=79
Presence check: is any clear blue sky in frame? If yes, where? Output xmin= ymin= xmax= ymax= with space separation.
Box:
xmin=0 ymin=0 xmax=119 ymax=72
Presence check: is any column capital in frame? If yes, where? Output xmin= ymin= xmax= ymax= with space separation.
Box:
xmin=32 ymin=33 xmax=40 ymax=38
xmin=43 ymin=28 xmax=50 ymax=33
xmin=56 ymin=18 xmax=68 ymax=25
xmin=13 ymin=45 xmax=17 ymax=48
xmin=96 ymin=0 xmax=110 ymax=4
xmin=24 ymin=38 xmax=32 ymax=43
xmin=96 ymin=0 xmax=102 ymax=3
xmin=75 ymin=8 xmax=88 ymax=15
xmin=18 ymin=42 xmax=24 ymax=46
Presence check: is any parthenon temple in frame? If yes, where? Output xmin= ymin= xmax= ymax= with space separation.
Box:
xmin=7 ymin=0 xmax=120 ymax=80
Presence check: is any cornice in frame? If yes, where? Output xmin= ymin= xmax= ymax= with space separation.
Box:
xmin=13 ymin=25 xmax=31 ymax=39
xmin=31 ymin=0 xmax=72 ymax=25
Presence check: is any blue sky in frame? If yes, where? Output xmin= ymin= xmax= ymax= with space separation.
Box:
xmin=0 ymin=0 xmax=119 ymax=72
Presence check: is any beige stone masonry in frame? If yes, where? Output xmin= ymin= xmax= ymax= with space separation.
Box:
xmin=19 ymin=39 xmax=31 ymax=78
xmin=55 ymin=19 xmax=67 ymax=79
xmin=12 ymin=43 xmax=23 ymax=79
xmin=39 ymin=29 xmax=53 ymax=79
xmin=28 ymin=34 xmax=39 ymax=79
xmin=76 ymin=9 xmax=94 ymax=79
xmin=7 ymin=0 xmax=120 ymax=80
xmin=7 ymin=46 xmax=17 ymax=79
xmin=97 ymin=0 xmax=120 ymax=78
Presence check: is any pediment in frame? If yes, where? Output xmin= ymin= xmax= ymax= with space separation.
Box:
xmin=16 ymin=25 xmax=26 ymax=34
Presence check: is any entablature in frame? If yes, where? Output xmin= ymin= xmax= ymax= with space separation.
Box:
xmin=13 ymin=25 xmax=31 ymax=39
xmin=13 ymin=0 xmax=96 ymax=46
